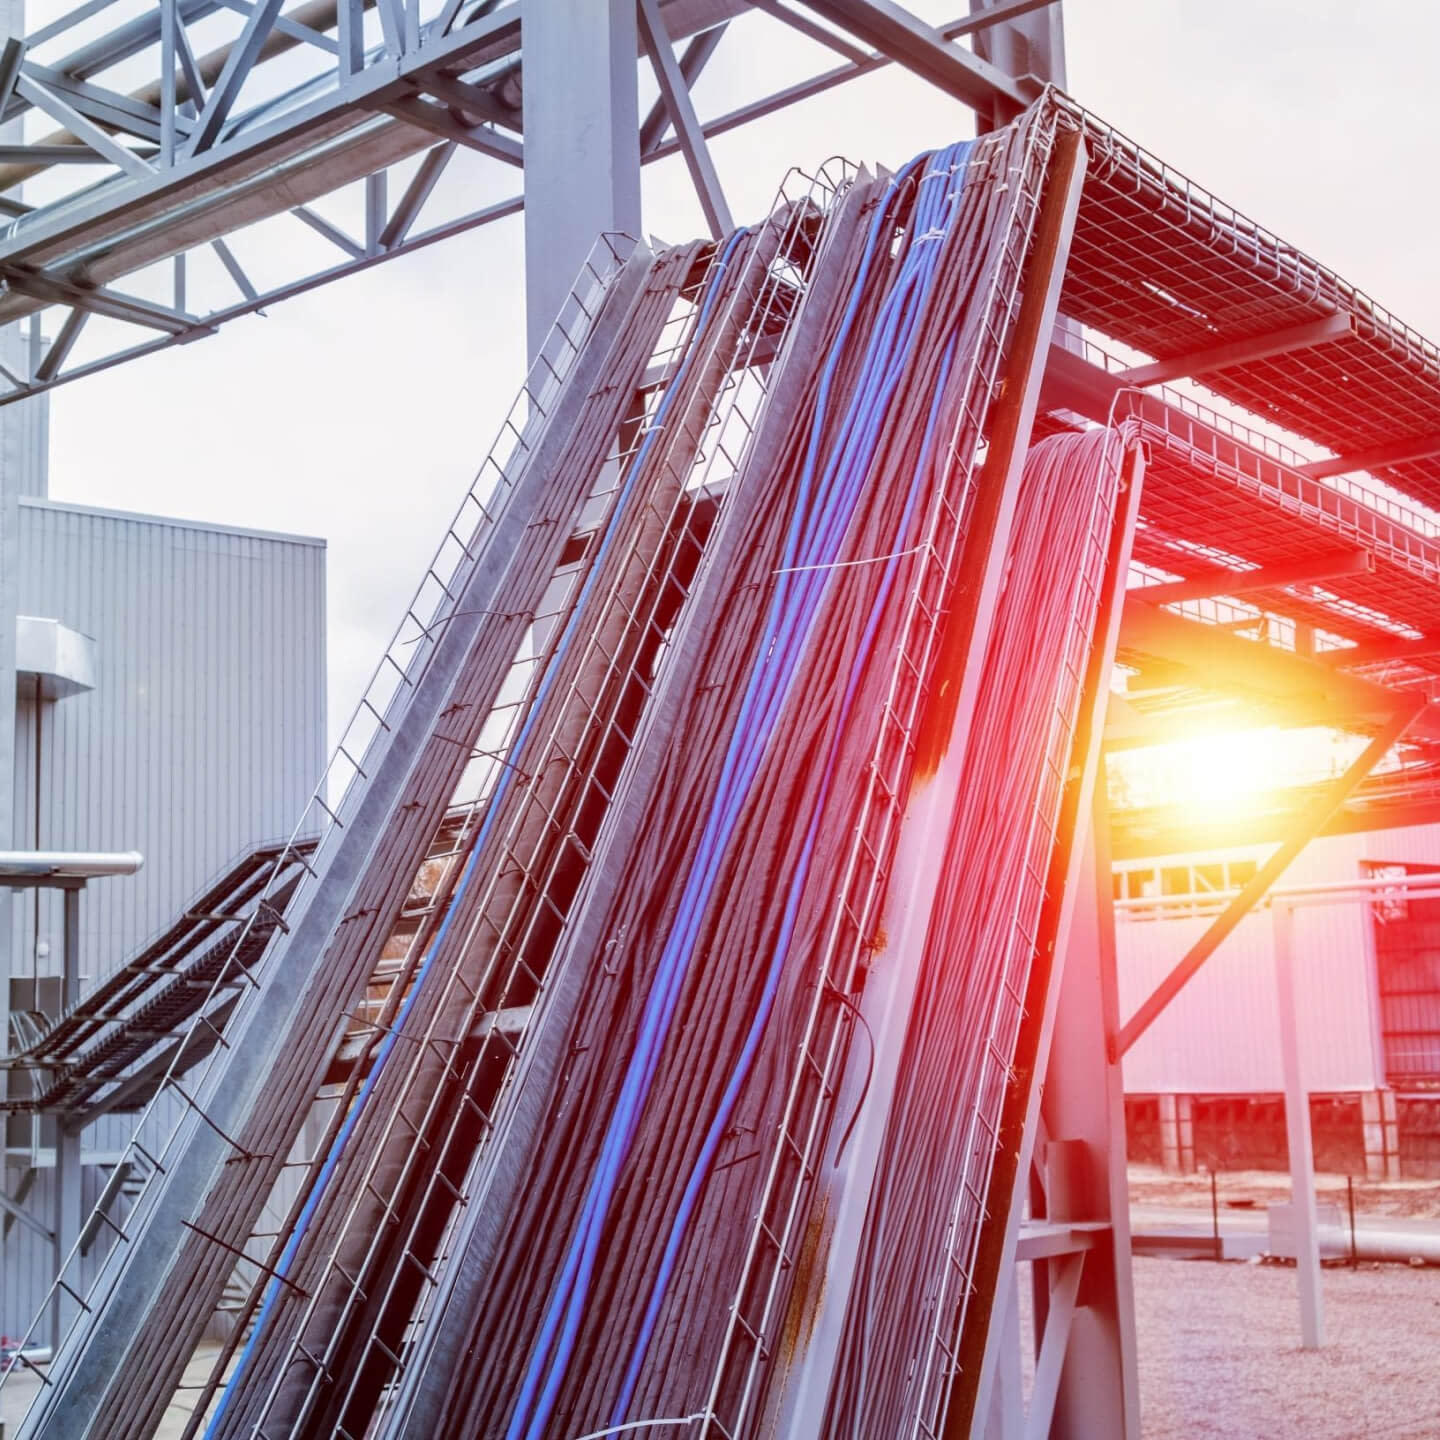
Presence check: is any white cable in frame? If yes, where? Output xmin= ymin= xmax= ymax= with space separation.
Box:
xmin=772 ymin=542 xmax=929 ymax=576
xmin=567 ymin=1413 xmax=710 ymax=1440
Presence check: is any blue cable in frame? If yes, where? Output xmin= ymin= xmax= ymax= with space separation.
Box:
xmin=504 ymin=174 xmax=912 ymax=1440
xmin=608 ymin=145 xmax=971 ymax=1419
xmin=609 ymin=327 xmax=962 ymax=1423
xmin=508 ymin=143 xmax=972 ymax=1440
xmin=513 ymin=147 xmax=965 ymax=1439
xmin=204 ymin=229 xmax=749 ymax=1439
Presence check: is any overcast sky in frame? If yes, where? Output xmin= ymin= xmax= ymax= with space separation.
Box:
xmin=37 ymin=0 xmax=1440 ymax=742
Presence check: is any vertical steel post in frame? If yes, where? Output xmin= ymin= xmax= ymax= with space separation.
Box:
xmin=51 ymin=883 xmax=83 ymax=1352
xmin=1347 ymin=1175 xmax=1357 ymax=1268
xmin=1023 ymin=799 xmax=1142 ymax=1439
xmin=970 ymin=2 xmax=1066 ymax=129
xmin=0 ymin=0 xmax=48 ymax=1202
xmin=1275 ymin=900 xmax=1325 ymax=1348
xmin=1211 ymin=1170 xmax=1220 ymax=1262
xmin=987 ymin=1281 xmax=1024 ymax=1440
xmin=521 ymin=0 xmax=641 ymax=360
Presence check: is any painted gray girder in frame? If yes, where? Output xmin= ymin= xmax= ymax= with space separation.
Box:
xmin=0 ymin=0 xmax=1051 ymax=409
xmin=0 ymin=0 xmax=761 ymax=285
xmin=0 ymin=5 xmax=526 ymax=288
xmin=792 ymin=0 xmax=1029 ymax=112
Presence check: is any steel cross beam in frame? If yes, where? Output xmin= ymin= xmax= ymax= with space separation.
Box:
xmin=0 ymin=0 xmax=1054 ymax=407
xmin=791 ymin=0 xmax=1030 ymax=112
xmin=1114 ymin=313 xmax=1354 ymax=389
xmin=1111 ymin=692 xmax=1426 ymax=1060
xmin=1130 ymin=547 xmax=1373 ymax=606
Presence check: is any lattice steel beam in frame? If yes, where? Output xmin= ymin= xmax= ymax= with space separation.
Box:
xmin=0 ymin=0 xmax=1046 ymax=407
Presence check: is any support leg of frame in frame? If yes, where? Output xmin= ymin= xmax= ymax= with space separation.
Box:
xmin=1031 ymin=795 xmax=1141 ymax=1438
xmin=521 ymin=0 xmax=641 ymax=361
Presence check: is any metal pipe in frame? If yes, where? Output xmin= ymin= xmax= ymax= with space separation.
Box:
xmin=1115 ymin=870 xmax=1440 ymax=913
xmin=0 ymin=850 xmax=142 ymax=879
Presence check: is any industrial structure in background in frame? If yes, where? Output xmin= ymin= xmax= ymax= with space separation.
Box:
xmin=0 ymin=2 xmax=1437 ymax=1439
xmin=2 ymin=487 xmax=325 ymax=1337
xmin=1118 ymin=828 xmax=1440 ymax=1182
xmin=0 ymin=0 xmax=331 ymax=1350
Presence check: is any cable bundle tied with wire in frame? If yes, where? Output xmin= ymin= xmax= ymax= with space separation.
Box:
xmin=195 ymin=229 xmax=789 ymax=1440
xmin=81 ymin=241 xmax=717 ymax=1440
xmin=417 ymin=129 xmax=1060 ymax=1440
xmin=823 ymin=425 xmax=1137 ymax=1438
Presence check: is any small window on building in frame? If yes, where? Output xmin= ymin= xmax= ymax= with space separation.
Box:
xmin=1195 ymin=863 xmax=1224 ymax=893
xmin=1364 ymin=861 xmax=1410 ymax=924
xmin=1227 ymin=858 xmax=1258 ymax=889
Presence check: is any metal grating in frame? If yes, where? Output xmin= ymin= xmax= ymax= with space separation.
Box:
xmin=1057 ymin=96 xmax=1440 ymax=510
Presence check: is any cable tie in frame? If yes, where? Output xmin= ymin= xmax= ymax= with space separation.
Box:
xmin=773 ymin=542 xmax=928 ymax=577
xmin=565 ymin=1414 xmax=710 ymax=1440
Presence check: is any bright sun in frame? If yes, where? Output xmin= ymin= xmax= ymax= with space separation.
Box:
xmin=1156 ymin=728 xmax=1286 ymax=818
xmin=1113 ymin=726 xmax=1364 ymax=820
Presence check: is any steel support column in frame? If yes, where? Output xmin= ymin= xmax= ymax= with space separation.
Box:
xmin=1025 ymin=802 xmax=1141 ymax=1437
xmin=0 ymin=0 xmax=50 ymax=1186
xmin=1274 ymin=900 xmax=1325 ymax=1348
xmin=521 ymin=0 xmax=641 ymax=358
xmin=50 ymin=881 xmax=83 ymax=1352
xmin=970 ymin=0 xmax=1064 ymax=128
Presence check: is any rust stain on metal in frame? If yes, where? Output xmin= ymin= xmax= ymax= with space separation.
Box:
xmin=774 ymin=1189 xmax=832 ymax=1376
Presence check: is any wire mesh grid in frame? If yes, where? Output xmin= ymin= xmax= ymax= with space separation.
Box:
xmin=0 ymin=231 xmax=635 ymax=1417
xmin=189 ymin=166 xmax=853 ymax=1440
xmin=1049 ymin=328 xmax=1440 ymax=676
xmin=693 ymin=107 xmax=1061 ymax=1440
xmin=242 ymin=279 xmax=721 ymax=1438
xmin=908 ymin=423 xmax=1135 ymax=1439
xmin=159 ymin=326 xmax=709 ymax=1433
xmin=1052 ymin=95 xmax=1440 ymax=512
xmin=165 ymin=322 xmax=666 ymax=1428
xmin=1054 ymin=325 xmax=1440 ymax=544
xmin=165 ymin=570 xmax=598 ymax=1437
xmin=1133 ymin=413 xmax=1440 ymax=650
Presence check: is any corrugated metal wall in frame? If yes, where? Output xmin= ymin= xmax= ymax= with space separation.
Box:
xmin=1117 ymin=823 xmax=1440 ymax=1097
xmin=4 ymin=498 xmax=325 ymax=1337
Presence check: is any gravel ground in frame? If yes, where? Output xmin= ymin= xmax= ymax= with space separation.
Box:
xmin=1134 ymin=1256 xmax=1440 ymax=1438
xmin=4 ymin=1257 xmax=1434 ymax=1437
xmin=1129 ymin=1164 xmax=1440 ymax=1221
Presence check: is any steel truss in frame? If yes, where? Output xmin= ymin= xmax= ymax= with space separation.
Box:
xmin=0 ymin=0 xmax=1059 ymax=404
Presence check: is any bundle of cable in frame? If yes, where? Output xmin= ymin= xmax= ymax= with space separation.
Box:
xmin=182 ymin=103 xmax=1066 ymax=1440
xmin=823 ymin=425 xmax=1138 ymax=1437
xmin=415 ymin=129 xmax=1057 ymax=1438
xmin=197 ymin=221 xmax=806 ymax=1440
xmin=86 ymin=237 xmax=724 ymax=1440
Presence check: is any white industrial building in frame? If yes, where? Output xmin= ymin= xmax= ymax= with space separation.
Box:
xmin=0 ymin=404 xmax=326 ymax=1336
xmin=1116 ymin=824 xmax=1440 ymax=1180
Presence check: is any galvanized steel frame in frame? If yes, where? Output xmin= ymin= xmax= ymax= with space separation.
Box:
xmin=0 ymin=0 xmax=1056 ymax=405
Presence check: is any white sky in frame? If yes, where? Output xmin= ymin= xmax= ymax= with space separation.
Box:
xmin=37 ymin=0 xmax=1440 ymax=744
